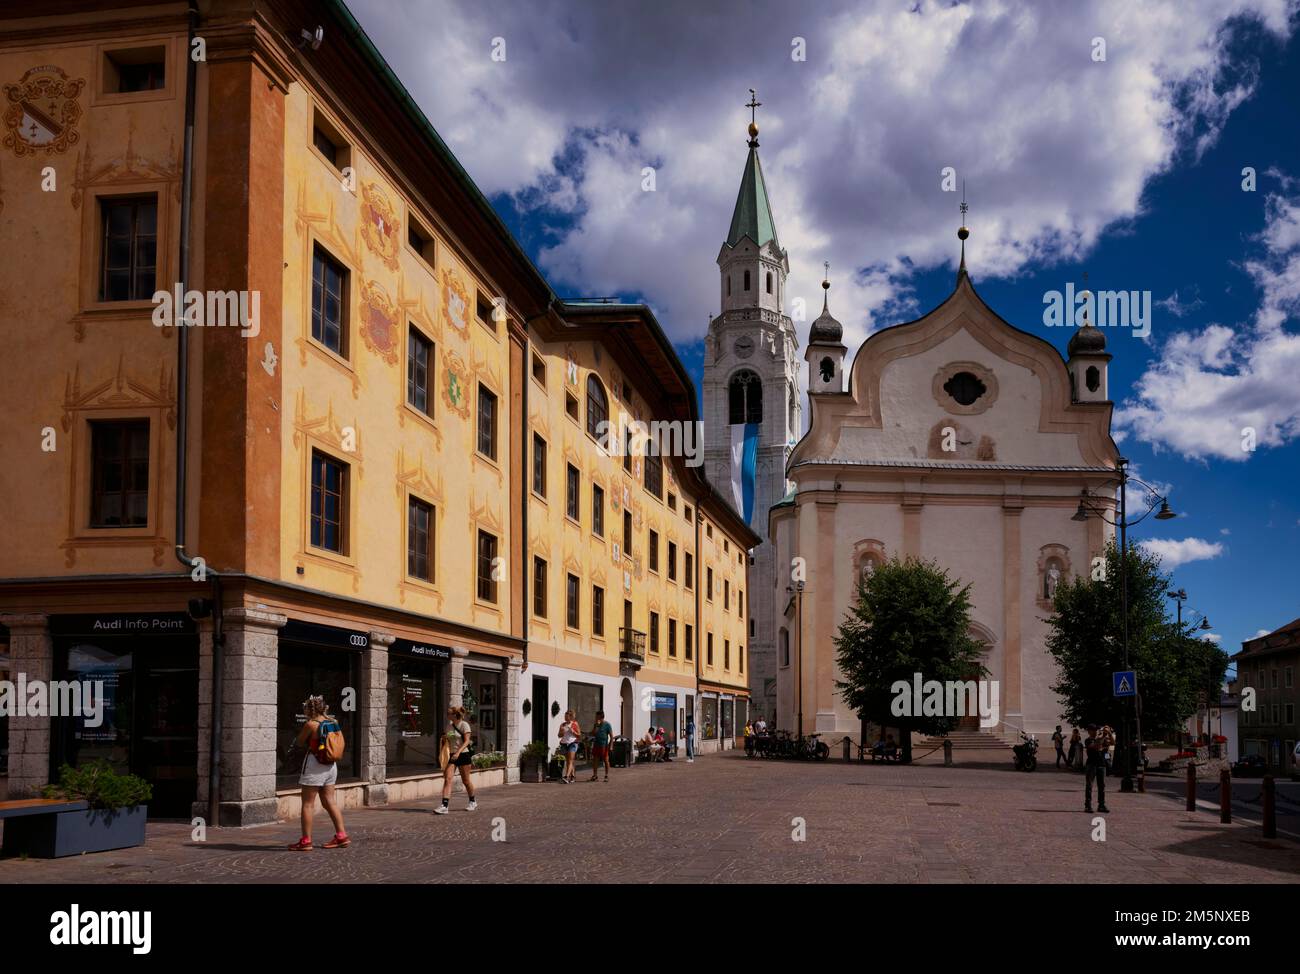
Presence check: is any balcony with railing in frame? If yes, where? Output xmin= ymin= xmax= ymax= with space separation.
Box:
xmin=619 ymin=627 xmax=647 ymax=668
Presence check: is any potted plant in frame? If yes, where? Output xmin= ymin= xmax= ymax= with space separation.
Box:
xmin=547 ymin=746 xmax=568 ymax=781
xmin=11 ymin=760 xmax=153 ymax=858
xmin=518 ymin=740 xmax=549 ymax=782
xmin=471 ymin=751 xmax=505 ymax=770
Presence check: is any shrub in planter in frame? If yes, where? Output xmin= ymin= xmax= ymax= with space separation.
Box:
xmin=9 ymin=760 xmax=155 ymax=858
xmin=518 ymin=741 xmax=549 ymax=782
xmin=471 ymin=751 xmax=505 ymax=770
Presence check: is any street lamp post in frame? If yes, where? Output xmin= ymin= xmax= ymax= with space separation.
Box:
xmin=1072 ymin=456 xmax=1177 ymax=794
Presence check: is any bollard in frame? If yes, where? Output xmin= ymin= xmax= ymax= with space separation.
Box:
xmin=1185 ymin=762 xmax=1196 ymax=811
xmin=843 ymin=737 xmax=851 ymax=763
xmin=944 ymin=738 xmax=953 ymax=767
xmin=1219 ymin=769 xmax=1231 ymax=824
xmin=1263 ymin=775 xmax=1276 ymax=839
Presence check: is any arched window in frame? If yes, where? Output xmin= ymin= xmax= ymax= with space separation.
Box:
xmin=1085 ymin=366 xmax=1100 ymax=393
xmin=819 ymin=357 xmax=835 ymax=383
xmin=765 ymin=271 xmax=772 ymax=294
xmin=788 ymin=388 xmax=797 ymax=430
xmin=743 ymin=269 xmax=751 ymax=291
xmin=728 ymin=370 xmax=762 ymax=425
xmin=586 ymin=375 xmax=608 ymax=441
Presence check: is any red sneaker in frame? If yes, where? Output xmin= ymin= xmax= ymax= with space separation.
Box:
xmin=322 ymin=833 xmax=351 ymax=849
xmin=288 ymin=837 xmax=313 ymax=851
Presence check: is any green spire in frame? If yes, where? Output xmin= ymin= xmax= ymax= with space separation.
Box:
xmin=726 ymin=146 xmax=780 ymax=250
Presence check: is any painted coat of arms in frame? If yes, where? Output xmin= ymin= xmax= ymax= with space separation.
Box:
xmin=359 ymin=181 xmax=399 ymax=270
xmin=3 ymin=66 xmax=84 ymax=157
xmin=442 ymin=349 xmax=471 ymax=418
xmin=359 ymin=280 xmax=399 ymax=365
xmin=441 ymin=268 xmax=469 ymax=335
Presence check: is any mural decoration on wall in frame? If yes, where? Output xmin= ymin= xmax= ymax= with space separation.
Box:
xmin=3 ymin=66 xmax=84 ymax=157
xmin=360 ymin=280 xmax=400 ymax=366
xmin=359 ymin=181 xmax=399 ymax=270
xmin=441 ymin=267 xmax=469 ymax=335
xmin=441 ymin=349 xmax=471 ymax=419
xmin=565 ymin=345 xmax=579 ymax=386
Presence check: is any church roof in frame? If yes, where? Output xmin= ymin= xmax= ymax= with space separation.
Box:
xmin=726 ymin=146 xmax=780 ymax=250
xmin=809 ymin=290 xmax=843 ymax=345
xmin=1067 ymin=322 xmax=1108 ymax=356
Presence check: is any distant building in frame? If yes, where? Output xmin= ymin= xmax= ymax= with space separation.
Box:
xmin=1233 ymin=619 xmax=1299 ymax=774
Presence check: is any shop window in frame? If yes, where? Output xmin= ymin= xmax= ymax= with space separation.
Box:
xmin=99 ymin=196 xmax=157 ymax=301
xmin=406 ymin=496 xmax=434 ymax=581
xmin=463 ymin=668 xmax=502 ymax=754
xmin=311 ymin=243 xmax=348 ymax=356
xmin=277 ymin=643 xmax=358 ymax=788
xmin=387 ymin=651 xmax=444 ymax=775
xmin=477 ymin=384 xmax=497 ymax=460
xmin=90 ymin=419 xmax=150 ymax=528
xmin=310 ymin=450 xmax=348 ymax=553
xmin=476 ymin=530 xmax=498 ymax=603
xmin=567 ymin=681 xmax=603 ymax=745
xmin=702 ymin=697 xmax=718 ymax=740
xmin=407 ymin=326 xmax=433 ymax=416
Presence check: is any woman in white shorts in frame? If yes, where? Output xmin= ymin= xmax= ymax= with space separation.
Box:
xmin=288 ymin=695 xmax=349 ymax=851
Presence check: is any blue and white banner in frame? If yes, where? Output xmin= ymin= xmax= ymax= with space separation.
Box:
xmin=729 ymin=422 xmax=760 ymax=525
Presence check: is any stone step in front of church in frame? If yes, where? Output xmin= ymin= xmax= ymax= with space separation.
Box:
xmin=919 ymin=730 xmax=1015 ymax=750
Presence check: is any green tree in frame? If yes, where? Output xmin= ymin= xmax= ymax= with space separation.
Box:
xmin=834 ymin=556 xmax=986 ymax=763
xmin=1045 ymin=541 xmax=1226 ymax=740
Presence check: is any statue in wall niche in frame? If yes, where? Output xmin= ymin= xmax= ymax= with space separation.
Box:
xmin=1045 ymin=563 xmax=1062 ymax=600
xmin=976 ymin=434 xmax=996 ymax=461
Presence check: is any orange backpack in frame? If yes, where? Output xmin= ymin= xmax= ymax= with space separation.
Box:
xmin=312 ymin=718 xmax=346 ymax=764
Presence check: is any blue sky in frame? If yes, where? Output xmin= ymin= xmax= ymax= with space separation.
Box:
xmin=352 ymin=1 xmax=1300 ymax=661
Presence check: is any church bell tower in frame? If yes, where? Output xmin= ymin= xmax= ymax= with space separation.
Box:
xmin=702 ymin=91 xmax=800 ymax=720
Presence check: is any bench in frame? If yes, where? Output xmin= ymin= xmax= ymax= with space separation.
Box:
xmin=1 ymin=799 xmax=91 ymax=858
xmin=1 ymin=798 xmax=151 ymax=859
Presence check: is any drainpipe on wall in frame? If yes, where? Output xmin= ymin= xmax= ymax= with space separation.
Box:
xmin=173 ymin=2 xmax=224 ymax=829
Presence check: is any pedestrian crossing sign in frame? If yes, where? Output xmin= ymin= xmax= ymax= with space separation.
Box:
xmin=1113 ymin=671 xmax=1137 ymax=697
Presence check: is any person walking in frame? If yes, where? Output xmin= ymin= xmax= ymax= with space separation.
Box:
xmin=685 ymin=713 xmax=695 ymax=763
xmin=435 ymin=705 xmax=477 ymax=814
xmin=589 ymin=710 xmax=613 ymax=782
xmin=1052 ymin=725 xmax=1067 ymax=769
xmin=1067 ymin=727 xmax=1082 ymax=768
xmin=288 ymin=695 xmax=349 ymax=851
xmin=558 ymin=709 xmax=581 ymax=783
xmin=1083 ymin=723 xmax=1110 ymax=814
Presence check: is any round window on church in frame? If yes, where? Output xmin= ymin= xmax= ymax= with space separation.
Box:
xmin=943 ymin=371 xmax=986 ymax=406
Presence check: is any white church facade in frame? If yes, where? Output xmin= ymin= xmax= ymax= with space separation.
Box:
xmin=769 ymin=253 xmax=1120 ymax=740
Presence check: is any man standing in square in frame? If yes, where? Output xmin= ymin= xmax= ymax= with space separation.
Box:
xmin=589 ymin=710 xmax=613 ymax=782
xmin=1084 ymin=724 xmax=1111 ymax=814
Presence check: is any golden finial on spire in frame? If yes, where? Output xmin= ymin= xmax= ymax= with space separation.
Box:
xmin=746 ymin=89 xmax=762 ymax=146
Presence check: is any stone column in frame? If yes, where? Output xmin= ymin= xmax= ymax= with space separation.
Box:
xmin=1002 ymin=500 xmax=1024 ymax=734
xmin=449 ymin=646 xmax=468 ymax=708
xmin=362 ymin=630 xmax=394 ymax=806
xmin=217 ymin=607 xmax=285 ymax=826
xmin=504 ymin=657 xmax=522 ymax=783
xmin=1 ymin=614 xmax=52 ymax=799
xmin=194 ymin=618 xmax=216 ymax=815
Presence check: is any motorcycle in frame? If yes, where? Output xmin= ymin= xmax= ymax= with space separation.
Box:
xmin=1012 ymin=731 xmax=1038 ymax=772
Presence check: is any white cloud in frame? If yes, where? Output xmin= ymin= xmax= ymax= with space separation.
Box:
xmin=1254 ymin=628 xmax=1272 ymax=637
xmin=1202 ymin=632 xmax=1223 ymax=643
xmin=1113 ymin=189 xmax=1300 ymax=461
xmin=1138 ymin=536 xmax=1226 ymax=568
xmin=350 ymin=0 xmax=1298 ymax=350
xmin=1156 ymin=289 xmax=1205 ymax=318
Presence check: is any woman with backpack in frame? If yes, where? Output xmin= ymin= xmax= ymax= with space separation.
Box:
xmin=288 ymin=695 xmax=349 ymax=851
xmin=435 ymin=705 xmax=478 ymax=814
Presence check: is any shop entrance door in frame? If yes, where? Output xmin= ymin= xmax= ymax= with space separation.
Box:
xmin=134 ymin=652 xmax=199 ymax=817
xmin=531 ymin=675 xmax=549 ymax=743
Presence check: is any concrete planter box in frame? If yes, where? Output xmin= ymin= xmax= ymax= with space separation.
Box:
xmin=3 ymin=805 xmax=147 ymax=859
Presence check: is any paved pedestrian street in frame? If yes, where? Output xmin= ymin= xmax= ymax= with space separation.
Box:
xmin=3 ymin=751 xmax=1298 ymax=884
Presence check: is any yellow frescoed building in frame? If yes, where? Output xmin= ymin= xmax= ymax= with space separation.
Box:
xmin=0 ymin=0 xmax=755 ymax=824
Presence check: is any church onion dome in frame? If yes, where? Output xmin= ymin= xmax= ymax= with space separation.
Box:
xmin=809 ymin=277 xmax=842 ymax=344
xmin=1067 ymin=322 xmax=1107 ymax=355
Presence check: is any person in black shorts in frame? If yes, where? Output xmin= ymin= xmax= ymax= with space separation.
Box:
xmin=435 ymin=705 xmax=477 ymax=815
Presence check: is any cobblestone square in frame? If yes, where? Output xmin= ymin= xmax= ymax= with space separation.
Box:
xmin=3 ymin=751 xmax=1298 ymax=884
